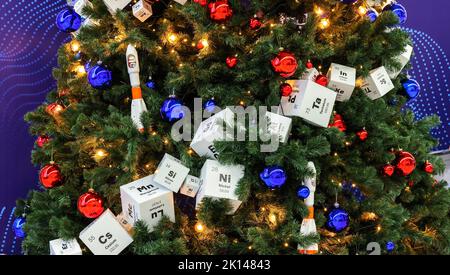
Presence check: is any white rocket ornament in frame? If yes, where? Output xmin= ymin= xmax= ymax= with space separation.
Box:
xmin=298 ymin=161 xmax=319 ymax=255
xmin=126 ymin=44 xmax=148 ymax=132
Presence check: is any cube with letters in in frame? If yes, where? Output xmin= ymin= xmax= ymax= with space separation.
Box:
xmin=132 ymin=0 xmax=153 ymax=22
xmin=263 ymin=111 xmax=292 ymax=143
xmin=386 ymin=45 xmax=413 ymax=79
xmin=120 ymin=175 xmax=175 ymax=231
xmin=49 ymin=238 xmax=82 ymax=255
xmin=103 ymin=0 xmax=132 ymax=14
xmin=281 ymin=80 xmax=337 ymax=128
xmin=326 ymin=63 xmax=356 ymax=102
xmin=361 ymin=66 xmax=395 ymax=100
xmin=196 ymin=160 xmax=245 ymax=214
xmin=153 ymin=153 xmax=190 ymax=192
xmin=79 ymin=209 xmax=133 ymax=255
xmin=179 ymin=175 xmax=201 ymax=198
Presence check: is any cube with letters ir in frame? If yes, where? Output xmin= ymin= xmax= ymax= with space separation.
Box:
xmin=120 ymin=175 xmax=175 ymax=231
xmin=196 ymin=160 xmax=245 ymax=215
xmin=49 ymin=238 xmax=82 ymax=255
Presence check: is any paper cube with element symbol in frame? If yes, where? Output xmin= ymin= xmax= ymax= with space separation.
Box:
xmin=120 ymin=175 xmax=175 ymax=231
xmin=153 ymin=153 xmax=190 ymax=192
xmin=301 ymin=67 xmax=319 ymax=81
xmin=196 ymin=160 xmax=245 ymax=214
xmin=326 ymin=63 xmax=356 ymax=102
xmin=386 ymin=45 xmax=413 ymax=79
xmin=49 ymin=238 xmax=82 ymax=255
xmin=361 ymin=66 xmax=395 ymax=100
xmin=174 ymin=0 xmax=188 ymax=4
xmin=262 ymin=111 xmax=292 ymax=143
xmin=281 ymin=80 xmax=337 ymax=128
xmin=179 ymin=175 xmax=201 ymax=198
xmin=132 ymin=0 xmax=153 ymax=22
xmin=103 ymin=0 xmax=132 ymax=14
xmin=79 ymin=209 xmax=133 ymax=255
xmin=74 ymin=0 xmax=97 ymax=29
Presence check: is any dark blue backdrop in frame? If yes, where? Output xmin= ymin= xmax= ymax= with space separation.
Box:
xmin=0 ymin=0 xmax=449 ymax=254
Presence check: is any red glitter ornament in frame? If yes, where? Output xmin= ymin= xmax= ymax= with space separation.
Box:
xmin=77 ymin=189 xmax=105 ymax=219
xmin=356 ymin=129 xmax=368 ymax=141
xmin=280 ymin=83 xmax=293 ymax=97
xmin=209 ymin=0 xmax=233 ymax=22
xmin=424 ymin=161 xmax=434 ymax=174
xmin=306 ymin=60 xmax=314 ymax=69
xmin=394 ymin=151 xmax=416 ymax=176
xmin=271 ymin=51 xmax=298 ymax=78
xmin=315 ymin=74 xmax=328 ymax=87
xmin=46 ymin=102 xmax=65 ymax=116
xmin=328 ymin=113 xmax=347 ymax=132
xmin=194 ymin=0 xmax=208 ymax=6
xmin=36 ymin=135 xmax=51 ymax=148
xmin=226 ymin=56 xmax=238 ymax=68
xmin=382 ymin=164 xmax=395 ymax=177
xmin=250 ymin=18 xmax=262 ymax=30
xmin=39 ymin=162 xmax=63 ymax=189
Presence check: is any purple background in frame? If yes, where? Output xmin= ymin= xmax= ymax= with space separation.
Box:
xmin=0 ymin=0 xmax=449 ymax=254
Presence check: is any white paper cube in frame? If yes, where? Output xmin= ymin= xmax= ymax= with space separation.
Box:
xmin=326 ymin=63 xmax=356 ymax=102
xmin=132 ymin=0 xmax=153 ymax=22
xmin=301 ymin=67 xmax=319 ymax=81
xmin=362 ymin=66 xmax=395 ymax=100
xmin=153 ymin=153 xmax=190 ymax=192
xmin=79 ymin=209 xmax=133 ymax=255
xmin=263 ymin=111 xmax=292 ymax=143
xmin=386 ymin=45 xmax=413 ymax=79
xmin=179 ymin=175 xmax=201 ymax=198
xmin=190 ymin=108 xmax=235 ymax=160
xmin=49 ymin=238 xmax=82 ymax=255
xmin=120 ymin=175 xmax=175 ymax=231
xmin=281 ymin=80 xmax=337 ymax=128
xmin=103 ymin=0 xmax=132 ymax=14
xmin=196 ymin=160 xmax=244 ymax=214
xmin=174 ymin=0 xmax=188 ymax=4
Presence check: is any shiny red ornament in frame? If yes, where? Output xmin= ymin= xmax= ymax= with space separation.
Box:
xmin=39 ymin=162 xmax=63 ymax=189
xmin=328 ymin=113 xmax=347 ymax=132
xmin=249 ymin=18 xmax=262 ymax=30
xmin=280 ymin=83 xmax=293 ymax=97
xmin=46 ymin=102 xmax=64 ymax=116
xmin=271 ymin=51 xmax=298 ymax=78
xmin=382 ymin=164 xmax=395 ymax=177
xmin=394 ymin=151 xmax=416 ymax=176
xmin=77 ymin=189 xmax=105 ymax=219
xmin=356 ymin=129 xmax=368 ymax=141
xmin=306 ymin=60 xmax=314 ymax=69
xmin=315 ymin=74 xmax=328 ymax=87
xmin=226 ymin=56 xmax=238 ymax=68
xmin=424 ymin=161 xmax=434 ymax=174
xmin=36 ymin=135 xmax=51 ymax=148
xmin=196 ymin=40 xmax=205 ymax=50
xmin=194 ymin=0 xmax=208 ymax=6
xmin=208 ymin=0 xmax=233 ymax=22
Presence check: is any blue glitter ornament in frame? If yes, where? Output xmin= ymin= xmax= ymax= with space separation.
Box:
xmin=146 ymin=80 xmax=156 ymax=89
xmin=56 ymin=8 xmax=82 ymax=33
xmin=260 ymin=166 xmax=287 ymax=189
xmin=386 ymin=241 xmax=395 ymax=252
xmin=326 ymin=204 xmax=349 ymax=233
xmin=402 ymin=78 xmax=421 ymax=100
xmin=204 ymin=98 xmax=217 ymax=113
xmin=383 ymin=3 xmax=407 ymax=24
xmin=160 ymin=97 xmax=186 ymax=122
xmin=88 ymin=63 xmax=113 ymax=89
xmin=296 ymin=186 xmax=310 ymax=200
xmin=366 ymin=8 xmax=378 ymax=22
xmin=13 ymin=216 xmax=26 ymax=238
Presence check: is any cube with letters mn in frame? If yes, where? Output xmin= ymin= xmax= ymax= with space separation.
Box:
xmin=326 ymin=63 xmax=356 ymax=102
xmin=49 ymin=238 xmax=82 ymax=255
xmin=153 ymin=153 xmax=190 ymax=192
xmin=120 ymin=175 xmax=175 ymax=231
xmin=361 ymin=66 xmax=395 ymax=100
xmin=79 ymin=209 xmax=133 ymax=255
xmin=190 ymin=108 xmax=235 ymax=160
xmin=281 ymin=80 xmax=337 ymax=128
xmin=386 ymin=45 xmax=413 ymax=79
xmin=196 ymin=160 xmax=245 ymax=214
xmin=132 ymin=0 xmax=153 ymax=22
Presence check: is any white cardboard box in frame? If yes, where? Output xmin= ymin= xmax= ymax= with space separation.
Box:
xmin=386 ymin=45 xmax=413 ymax=79
xmin=79 ymin=209 xmax=133 ymax=255
xmin=263 ymin=111 xmax=292 ymax=143
xmin=103 ymin=0 xmax=132 ymax=14
xmin=301 ymin=67 xmax=319 ymax=81
xmin=132 ymin=0 xmax=153 ymax=22
xmin=49 ymin=238 xmax=82 ymax=255
xmin=196 ymin=160 xmax=245 ymax=214
xmin=326 ymin=63 xmax=356 ymax=102
xmin=361 ymin=66 xmax=395 ymax=100
xmin=174 ymin=0 xmax=188 ymax=4
xmin=153 ymin=153 xmax=190 ymax=192
xmin=120 ymin=175 xmax=175 ymax=231
xmin=179 ymin=175 xmax=201 ymax=198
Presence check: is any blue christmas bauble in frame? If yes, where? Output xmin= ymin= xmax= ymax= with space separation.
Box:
xmin=146 ymin=80 xmax=156 ymax=89
xmin=260 ymin=166 xmax=287 ymax=189
xmin=366 ymin=8 xmax=378 ymax=22
xmin=340 ymin=0 xmax=358 ymax=4
xmin=383 ymin=3 xmax=407 ymax=24
xmin=402 ymin=78 xmax=421 ymax=100
xmin=386 ymin=241 xmax=395 ymax=252
xmin=56 ymin=8 xmax=82 ymax=33
xmin=160 ymin=97 xmax=186 ymax=122
xmin=204 ymin=99 xmax=217 ymax=113
xmin=88 ymin=64 xmax=113 ymax=89
xmin=296 ymin=186 xmax=310 ymax=200
xmin=13 ymin=216 xmax=26 ymax=238
xmin=74 ymin=52 xmax=82 ymax=61
xmin=326 ymin=207 xmax=349 ymax=233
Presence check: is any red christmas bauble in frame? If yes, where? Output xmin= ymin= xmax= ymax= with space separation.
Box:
xmin=36 ymin=135 xmax=51 ymax=148
xmin=382 ymin=164 xmax=395 ymax=177
xmin=315 ymin=74 xmax=328 ymax=87
xmin=196 ymin=40 xmax=205 ymax=50
xmin=280 ymin=83 xmax=293 ymax=97
xmin=394 ymin=151 xmax=416 ymax=176
xmin=77 ymin=189 xmax=105 ymax=219
xmin=306 ymin=60 xmax=314 ymax=69
xmin=209 ymin=0 xmax=233 ymax=22
xmin=328 ymin=113 xmax=346 ymax=132
xmin=226 ymin=56 xmax=238 ymax=68
xmin=194 ymin=0 xmax=208 ymax=6
xmin=271 ymin=51 xmax=298 ymax=78
xmin=39 ymin=163 xmax=63 ymax=189
xmin=249 ymin=18 xmax=262 ymax=30
xmin=46 ymin=102 xmax=64 ymax=116
xmin=424 ymin=161 xmax=434 ymax=174
xmin=356 ymin=129 xmax=368 ymax=141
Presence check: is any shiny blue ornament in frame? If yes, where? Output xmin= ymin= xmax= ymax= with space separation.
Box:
xmin=326 ymin=206 xmax=349 ymax=233
xmin=146 ymin=80 xmax=156 ymax=89
xmin=260 ymin=166 xmax=287 ymax=189
xmin=13 ymin=216 xmax=26 ymax=238
xmin=74 ymin=51 xmax=82 ymax=61
xmin=160 ymin=97 xmax=186 ymax=122
xmin=296 ymin=186 xmax=310 ymax=200
xmin=56 ymin=8 xmax=82 ymax=33
xmin=88 ymin=64 xmax=113 ymax=89
xmin=386 ymin=241 xmax=395 ymax=252
xmin=402 ymin=78 xmax=421 ymax=100
xmin=204 ymin=99 xmax=217 ymax=113
xmin=366 ymin=8 xmax=378 ymax=22
xmin=383 ymin=3 xmax=407 ymax=25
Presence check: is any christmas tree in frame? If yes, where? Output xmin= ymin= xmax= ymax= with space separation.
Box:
xmin=14 ymin=0 xmax=450 ymax=255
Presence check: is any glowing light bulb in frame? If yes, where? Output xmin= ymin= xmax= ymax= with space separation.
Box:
xmin=195 ymin=222 xmax=205 ymax=233
xmin=76 ymin=65 xmax=86 ymax=75
xmin=200 ymin=39 xmax=209 ymax=48
xmin=70 ymin=40 xmax=80 ymax=52
xmin=168 ymin=33 xmax=177 ymax=43
xmin=358 ymin=6 xmax=367 ymax=16
xmin=269 ymin=214 xmax=277 ymax=223
xmin=319 ymin=18 xmax=330 ymax=29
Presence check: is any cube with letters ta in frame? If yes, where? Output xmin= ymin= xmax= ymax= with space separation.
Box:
xmin=132 ymin=0 xmax=153 ymax=22
xmin=361 ymin=66 xmax=395 ymax=100
xmin=190 ymin=108 xmax=235 ymax=160
xmin=326 ymin=63 xmax=356 ymax=102
xmin=179 ymin=175 xmax=201 ymax=198
xmin=79 ymin=209 xmax=133 ymax=255
xmin=153 ymin=153 xmax=190 ymax=192
xmin=196 ymin=160 xmax=245 ymax=214
xmin=281 ymin=80 xmax=337 ymax=128
xmin=120 ymin=175 xmax=175 ymax=231
xmin=49 ymin=238 xmax=82 ymax=255
xmin=263 ymin=111 xmax=292 ymax=143
xmin=103 ymin=0 xmax=132 ymax=14
xmin=386 ymin=45 xmax=413 ymax=79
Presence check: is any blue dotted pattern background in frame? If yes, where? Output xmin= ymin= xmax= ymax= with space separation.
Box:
xmin=0 ymin=0 xmax=449 ymax=255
